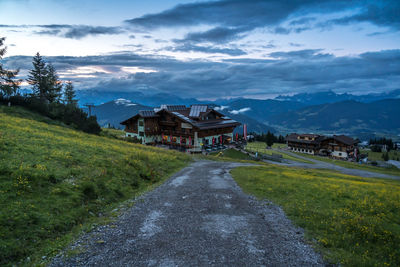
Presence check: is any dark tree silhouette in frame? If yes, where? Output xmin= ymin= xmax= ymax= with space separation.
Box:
xmin=45 ymin=63 xmax=63 ymax=103
xmin=0 ymin=37 xmax=20 ymax=97
xmin=63 ymin=81 xmax=77 ymax=106
xmin=27 ymin=52 xmax=48 ymax=101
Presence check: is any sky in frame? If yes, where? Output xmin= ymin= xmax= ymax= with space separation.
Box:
xmin=1 ymin=0 xmax=399 ymax=100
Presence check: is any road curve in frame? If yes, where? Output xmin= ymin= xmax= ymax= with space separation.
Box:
xmin=51 ymin=160 xmax=324 ymax=266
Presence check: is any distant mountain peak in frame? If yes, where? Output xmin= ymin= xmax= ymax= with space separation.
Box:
xmin=114 ymin=98 xmax=137 ymax=106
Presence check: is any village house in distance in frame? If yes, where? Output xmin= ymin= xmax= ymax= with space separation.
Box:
xmin=121 ymin=104 xmax=241 ymax=152
xmin=286 ymin=133 xmax=358 ymax=159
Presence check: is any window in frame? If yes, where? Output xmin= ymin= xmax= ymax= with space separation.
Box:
xmin=138 ymin=121 xmax=144 ymax=126
xmin=338 ymin=152 xmax=342 ymax=156
xmin=139 ymin=131 xmax=144 ymax=137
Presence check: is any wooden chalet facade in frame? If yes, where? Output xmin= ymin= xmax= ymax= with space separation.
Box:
xmin=121 ymin=105 xmax=240 ymax=152
xmin=286 ymin=133 xmax=358 ymax=159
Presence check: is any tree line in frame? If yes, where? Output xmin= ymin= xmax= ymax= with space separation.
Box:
xmin=369 ymin=137 xmax=397 ymax=152
xmin=250 ymin=131 xmax=286 ymax=147
xmin=0 ymin=37 xmax=100 ymax=134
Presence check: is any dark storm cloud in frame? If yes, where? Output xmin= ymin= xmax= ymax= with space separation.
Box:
xmin=323 ymin=1 xmax=400 ymax=31
xmin=4 ymin=49 xmax=399 ymax=98
xmin=166 ymin=43 xmax=246 ymax=56
xmin=62 ymin=25 xmax=124 ymax=39
xmin=175 ymin=26 xmax=250 ymax=44
xmin=126 ymin=0 xmax=399 ymax=44
xmin=125 ymin=0 xmax=318 ymax=29
xmin=0 ymin=24 xmax=124 ymax=39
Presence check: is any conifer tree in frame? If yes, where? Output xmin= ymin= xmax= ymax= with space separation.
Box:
xmin=27 ymin=52 xmax=48 ymax=101
xmin=45 ymin=63 xmax=63 ymax=103
xmin=265 ymin=131 xmax=274 ymax=147
xmin=0 ymin=37 xmax=20 ymax=97
xmin=63 ymin=81 xmax=77 ymax=106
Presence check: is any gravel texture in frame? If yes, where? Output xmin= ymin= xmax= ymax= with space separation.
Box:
xmin=51 ymin=160 xmax=325 ymax=266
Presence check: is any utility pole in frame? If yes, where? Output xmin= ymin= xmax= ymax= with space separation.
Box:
xmin=84 ymin=103 xmax=95 ymax=117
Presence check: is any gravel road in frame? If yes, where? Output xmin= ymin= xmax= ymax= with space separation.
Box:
xmin=51 ymin=160 xmax=324 ymax=266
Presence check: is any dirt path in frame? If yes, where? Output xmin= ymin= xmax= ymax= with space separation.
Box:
xmin=51 ymin=161 xmax=324 ymax=266
xmin=263 ymin=150 xmax=400 ymax=180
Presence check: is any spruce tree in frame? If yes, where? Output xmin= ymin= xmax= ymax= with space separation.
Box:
xmin=63 ymin=81 xmax=77 ymax=106
xmin=45 ymin=63 xmax=63 ymax=103
xmin=27 ymin=52 xmax=48 ymax=101
xmin=265 ymin=131 xmax=274 ymax=147
xmin=0 ymin=37 xmax=20 ymax=97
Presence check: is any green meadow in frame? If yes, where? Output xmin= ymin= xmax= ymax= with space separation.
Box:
xmin=0 ymin=105 xmax=190 ymax=266
xmin=231 ymin=165 xmax=400 ymax=266
xmin=291 ymin=150 xmax=400 ymax=177
xmin=245 ymin=141 xmax=313 ymax=164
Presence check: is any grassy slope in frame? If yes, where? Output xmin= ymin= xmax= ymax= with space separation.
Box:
xmin=210 ymin=148 xmax=254 ymax=161
xmin=246 ymin=142 xmax=313 ymax=164
xmin=0 ymin=105 xmax=190 ymax=266
xmin=231 ymin=165 xmax=400 ymax=266
xmin=291 ymin=151 xmax=400 ymax=177
xmin=360 ymin=149 xmax=400 ymax=162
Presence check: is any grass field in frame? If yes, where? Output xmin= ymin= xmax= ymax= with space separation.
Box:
xmin=231 ymin=165 xmax=400 ymax=266
xmin=360 ymin=149 xmax=400 ymax=162
xmin=246 ymin=142 xmax=313 ymax=164
xmin=209 ymin=148 xmax=254 ymax=161
xmin=0 ymin=105 xmax=190 ymax=266
xmin=291 ymin=151 xmax=400 ymax=177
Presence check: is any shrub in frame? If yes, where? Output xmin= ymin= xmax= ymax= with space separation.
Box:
xmin=0 ymin=95 xmax=101 ymax=134
xmin=370 ymin=145 xmax=382 ymax=152
xmin=81 ymin=183 xmax=98 ymax=201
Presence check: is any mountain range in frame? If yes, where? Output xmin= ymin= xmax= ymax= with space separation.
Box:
xmin=268 ymin=99 xmax=400 ymax=134
xmin=275 ymin=89 xmax=400 ymax=105
xmin=84 ymin=89 xmax=400 ymax=140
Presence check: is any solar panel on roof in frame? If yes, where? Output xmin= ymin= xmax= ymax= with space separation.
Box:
xmin=189 ymin=105 xmax=208 ymax=117
xmin=166 ymin=105 xmax=187 ymax=111
xmin=171 ymin=112 xmax=195 ymax=124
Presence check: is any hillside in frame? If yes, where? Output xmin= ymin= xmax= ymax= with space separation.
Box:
xmin=275 ymin=89 xmax=400 ymax=105
xmin=0 ymin=105 xmax=190 ymax=266
xmin=267 ymin=99 xmax=400 ymax=134
xmin=91 ymin=99 xmax=151 ymax=128
xmin=76 ymin=90 xmax=201 ymax=107
xmin=222 ymin=98 xmax=305 ymax=123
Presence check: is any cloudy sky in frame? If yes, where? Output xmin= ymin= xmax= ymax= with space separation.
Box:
xmin=1 ymin=0 xmax=399 ymax=100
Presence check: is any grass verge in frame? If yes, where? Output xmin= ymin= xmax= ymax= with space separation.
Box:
xmin=0 ymin=105 xmax=190 ymax=266
xmin=246 ymin=142 xmax=313 ymax=164
xmin=292 ymin=151 xmax=400 ymax=177
xmin=231 ymin=165 xmax=400 ymax=266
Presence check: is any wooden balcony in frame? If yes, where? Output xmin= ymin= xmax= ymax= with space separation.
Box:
xmin=159 ymin=121 xmax=177 ymax=126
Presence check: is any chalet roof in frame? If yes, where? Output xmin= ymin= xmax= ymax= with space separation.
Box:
xmin=171 ymin=111 xmax=196 ymax=124
xmin=286 ymin=133 xmax=357 ymax=146
xmin=161 ymin=105 xmax=187 ymax=111
xmin=120 ymin=109 xmax=158 ymax=125
xmin=194 ymin=119 xmax=240 ymax=130
xmin=332 ymin=135 xmax=358 ymax=145
xmin=286 ymin=133 xmax=326 ymax=144
xmin=189 ymin=105 xmax=208 ymax=118
xmin=139 ymin=110 xmax=158 ymax=118
xmin=120 ymin=104 xmax=241 ymax=130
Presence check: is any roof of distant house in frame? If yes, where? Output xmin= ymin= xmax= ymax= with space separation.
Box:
xmin=286 ymin=133 xmax=358 ymax=146
xmin=120 ymin=104 xmax=240 ymax=130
